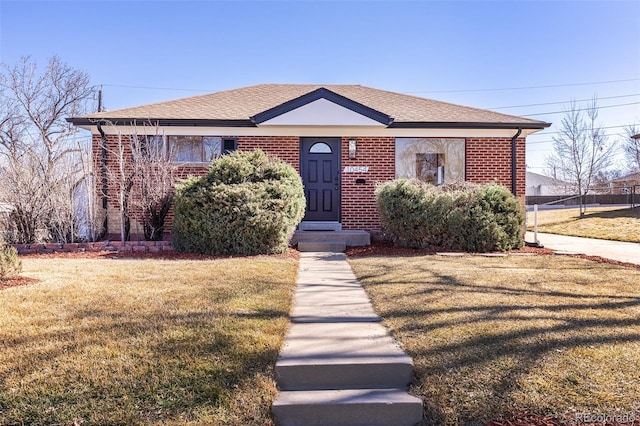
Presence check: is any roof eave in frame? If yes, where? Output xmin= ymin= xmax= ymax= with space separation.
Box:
xmin=66 ymin=117 xmax=257 ymax=127
xmin=388 ymin=121 xmax=551 ymax=130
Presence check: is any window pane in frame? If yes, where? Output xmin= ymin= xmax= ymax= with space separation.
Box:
xmin=203 ymin=137 xmax=222 ymax=162
xmin=170 ymin=136 xmax=201 ymax=162
xmin=395 ymin=138 xmax=465 ymax=183
xmin=309 ymin=142 xmax=332 ymax=153
xmin=416 ymin=153 xmax=445 ymax=185
xmin=223 ymin=138 xmax=237 ymax=154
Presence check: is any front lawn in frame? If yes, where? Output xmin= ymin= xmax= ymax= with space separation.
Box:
xmin=348 ymin=253 xmax=640 ymax=425
xmin=0 ymin=254 xmax=298 ymax=425
xmin=526 ymin=206 xmax=640 ymax=242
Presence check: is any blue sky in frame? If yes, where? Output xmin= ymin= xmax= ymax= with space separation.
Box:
xmin=1 ymin=0 xmax=639 ymax=173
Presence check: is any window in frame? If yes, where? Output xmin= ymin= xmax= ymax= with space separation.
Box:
xmin=167 ymin=136 xmax=236 ymax=163
xmin=395 ymin=138 xmax=465 ymax=184
xmin=137 ymin=135 xmax=166 ymax=160
xmin=309 ymin=142 xmax=332 ymax=153
xmin=416 ymin=153 xmax=445 ymax=185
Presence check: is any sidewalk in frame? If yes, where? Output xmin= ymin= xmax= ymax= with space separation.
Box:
xmin=526 ymin=232 xmax=640 ymax=265
xmin=272 ymin=252 xmax=423 ymax=426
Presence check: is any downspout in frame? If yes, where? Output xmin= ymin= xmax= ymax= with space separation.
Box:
xmin=96 ymin=123 xmax=109 ymax=239
xmin=511 ymin=127 xmax=522 ymax=195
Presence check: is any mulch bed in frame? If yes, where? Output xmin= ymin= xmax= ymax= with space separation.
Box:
xmin=0 ymin=276 xmax=39 ymax=290
xmin=485 ymin=410 xmax=640 ymax=426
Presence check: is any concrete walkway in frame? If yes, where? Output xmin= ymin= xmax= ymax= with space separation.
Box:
xmin=526 ymin=232 xmax=640 ymax=265
xmin=272 ymin=252 xmax=423 ymax=426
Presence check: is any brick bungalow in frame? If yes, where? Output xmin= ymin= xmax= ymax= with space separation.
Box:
xmin=68 ymin=84 xmax=550 ymax=241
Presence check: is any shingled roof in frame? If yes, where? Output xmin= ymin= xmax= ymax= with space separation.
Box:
xmin=69 ymin=84 xmax=550 ymax=129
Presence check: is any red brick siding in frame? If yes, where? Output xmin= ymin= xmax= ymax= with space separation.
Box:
xmin=237 ymin=136 xmax=300 ymax=171
xmin=465 ymin=137 xmax=526 ymax=196
xmin=94 ymin=134 xmax=526 ymax=238
xmin=340 ymin=137 xmax=395 ymax=233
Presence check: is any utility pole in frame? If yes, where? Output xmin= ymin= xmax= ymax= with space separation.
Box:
xmin=97 ymin=86 xmax=103 ymax=112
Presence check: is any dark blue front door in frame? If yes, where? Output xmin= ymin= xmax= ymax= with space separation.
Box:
xmin=300 ymin=138 xmax=341 ymax=221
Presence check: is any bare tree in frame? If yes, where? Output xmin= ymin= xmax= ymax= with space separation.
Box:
xmin=545 ymin=97 xmax=613 ymax=214
xmin=622 ymin=124 xmax=640 ymax=173
xmin=0 ymin=56 xmax=93 ymax=243
xmin=130 ymin=124 xmax=178 ymax=241
xmin=99 ymin=122 xmax=178 ymax=242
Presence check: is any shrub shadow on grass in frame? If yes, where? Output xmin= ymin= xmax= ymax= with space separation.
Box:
xmin=351 ymin=255 xmax=640 ymax=424
xmin=0 ymin=305 xmax=288 ymax=425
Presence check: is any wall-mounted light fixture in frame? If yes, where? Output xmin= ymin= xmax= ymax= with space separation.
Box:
xmin=348 ymin=138 xmax=357 ymax=159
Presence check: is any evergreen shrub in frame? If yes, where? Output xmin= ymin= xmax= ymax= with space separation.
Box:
xmin=0 ymin=241 xmax=22 ymax=281
xmin=172 ymin=150 xmax=305 ymax=255
xmin=376 ymin=179 xmax=524 ymax=252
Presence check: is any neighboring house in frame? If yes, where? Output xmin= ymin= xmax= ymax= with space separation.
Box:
xmin=526 ymin=171 xmax=571 ymax=196
xmin=68 ymin=84 xmax=550 ymax=239
xmin=609 ymin=171 xmax=640 ymax=194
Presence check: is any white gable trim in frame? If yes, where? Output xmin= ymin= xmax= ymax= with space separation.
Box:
xmin=258 ymin=98 xmax=386 ymax=127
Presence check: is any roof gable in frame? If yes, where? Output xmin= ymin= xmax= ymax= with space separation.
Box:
xmin=252 ymin=88 xmax=392 ymax=126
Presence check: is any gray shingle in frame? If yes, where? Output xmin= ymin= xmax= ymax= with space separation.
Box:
xmin=77 ymin=84 xmax=547 ymax=126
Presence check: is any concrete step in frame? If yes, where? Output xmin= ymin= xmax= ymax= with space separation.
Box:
xmin=292 ymin=230 xmax=370 ymax=248
xmin=272 ymin=389 xmax=423 ymax=426
xmin=297 ymin=241 xmax=347 ymax=252
xmin=298 ymin=221 xmax=342 ymax=231
xmin=275 ymin=322 xmax=414 ymax=391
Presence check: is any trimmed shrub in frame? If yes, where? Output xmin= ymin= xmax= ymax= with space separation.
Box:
xmin=172 ymin=150 xmax=305 ymax=255
xmin=376 ymin=179 xmax=524 ymax=252
xmin=0 ymin=241 xmax=22 ymax=281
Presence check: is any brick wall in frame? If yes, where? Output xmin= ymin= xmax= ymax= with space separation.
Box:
xmin=237 ymin=136 xmax=300 ymax=171
xmin=340 ymin=137 xmax=395 ymax=235
xmin=94 ymin=133 xmax=526 ymax=239
xmin=465 ymin=137 xmax=526 ymax=196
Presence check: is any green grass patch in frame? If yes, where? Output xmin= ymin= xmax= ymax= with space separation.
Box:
xmin=526 ymin=206 xmax=640 ymax=242
xmin=0 ymin=256 xmax=298 ymax=425
xmin=348 ymin=254 xmax=640 ymax=425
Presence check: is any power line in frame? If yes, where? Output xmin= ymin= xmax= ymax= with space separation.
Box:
xmin=99 ymin=83 xmax=211 ymax=93
xmin=522 ymin=101 xmax=640 ymax=117
xmin=490 ymin=93 xmax=640 ymax=110
xmin=532 ymin=124 xmax=637 ymax=137
xmin=96 ymin=77 xmax=640 ymax=96
xmin=405 ymin=78 xmax=640 ymax=94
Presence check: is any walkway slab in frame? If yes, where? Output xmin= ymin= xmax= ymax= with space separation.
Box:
xmin=526 ymin=232 xmax=640 ymax=265
xmin=272 ymin=252 xmax=423 ymax=426
xmin=276 ymin=322 xmax=414 ymax=390
xmin=291 ymin=252 xmax=381 ymax=322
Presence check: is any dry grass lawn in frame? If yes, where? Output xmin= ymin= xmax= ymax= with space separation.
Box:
xmin=526 ymin=206 xmax=640 ymax=242
xmin=348 ymin=254 xmax=640 ymax=425
xmin=0 ymin=255 xmax=298 ymax=425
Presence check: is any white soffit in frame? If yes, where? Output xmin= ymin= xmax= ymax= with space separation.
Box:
xmin=258 ymin=98 xmax=386 ymax=127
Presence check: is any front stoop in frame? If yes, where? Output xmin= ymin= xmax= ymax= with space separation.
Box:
xmin=272 ymin=252 xmax=423 ymax=426
xmin=292 ymin=230 xmax=370 ymax=252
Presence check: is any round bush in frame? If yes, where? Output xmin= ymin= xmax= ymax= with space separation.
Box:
xmin=376 ymin=179 xmax=524 ymax=252
xmin=172 ymin=150 xmax=305 ymax=255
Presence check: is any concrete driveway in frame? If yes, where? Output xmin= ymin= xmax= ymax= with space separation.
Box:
xmin=526 ymin=232 xmax=640 ymax=265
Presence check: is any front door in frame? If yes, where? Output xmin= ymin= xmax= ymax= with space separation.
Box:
xmin=300 ymin=137 xmax=341 ymax=221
